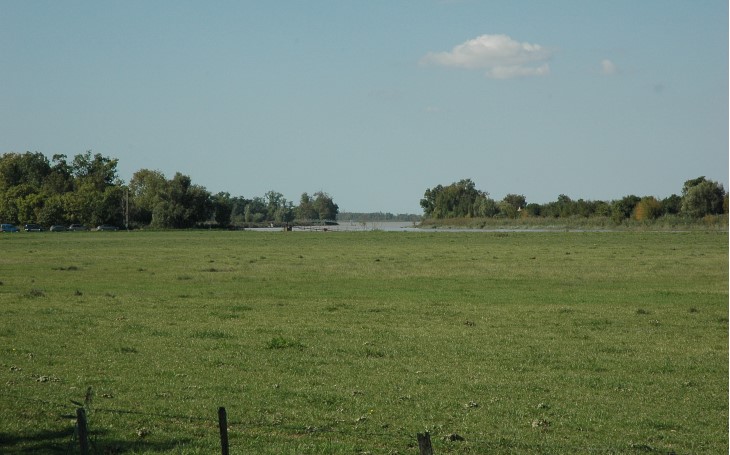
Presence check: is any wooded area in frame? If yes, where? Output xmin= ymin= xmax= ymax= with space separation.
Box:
xmin=0 ymin=151 xmax=726 ymax=229
xmin=0 ymin=151 xmax=338 ymax=228
xmin=420 ymin=178 xmax=727 ymax=223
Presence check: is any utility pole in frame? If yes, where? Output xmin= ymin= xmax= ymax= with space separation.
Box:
xmin=125 ymin=187 xmax=129 ymax=230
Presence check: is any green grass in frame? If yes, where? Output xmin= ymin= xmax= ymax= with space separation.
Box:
xmin=0 ymin=230 xmax=727 ymax=454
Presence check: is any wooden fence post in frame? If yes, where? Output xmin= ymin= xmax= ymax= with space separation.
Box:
xmin=76 ymin=408 xmax=89 ymax=455
xmin=218 ymin=407 xmax=229 ymax=455
xmin=417 ymin=431 xmax=433 ymax=455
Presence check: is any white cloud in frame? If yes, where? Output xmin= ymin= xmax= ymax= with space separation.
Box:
xmin=601 ymin=59 xmax=617 ymax=75
xmin=420 ymin=34 xmax=553 ymax=79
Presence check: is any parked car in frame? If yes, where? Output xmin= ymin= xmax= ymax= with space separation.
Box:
xmin=68 ymin=224 xmax=89 ymax=231
xmin=24 ymin=224 xmax=44 ymax=232
xmin=1 ymin=223 xmax=19 ymax=232
xmin=96 ymin=224 xmax=119 ymax=231
xmin=50 ymin=225 xmax=67 ymax=232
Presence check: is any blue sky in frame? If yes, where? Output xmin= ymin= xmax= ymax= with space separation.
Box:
xmin=1 ymin=1 xmax=727 ymax=214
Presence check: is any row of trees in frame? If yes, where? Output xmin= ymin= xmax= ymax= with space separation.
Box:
xmin=0 ymin=151 xmax=339 ymax=229
xmin=421 ymin=178 xmax=727 ymax=223
xmin=2 ymin=151 xmax=724 ymax=229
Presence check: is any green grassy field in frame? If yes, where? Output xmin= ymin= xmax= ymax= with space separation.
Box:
xmin=0 ymin=230 xmax=727 ymax=454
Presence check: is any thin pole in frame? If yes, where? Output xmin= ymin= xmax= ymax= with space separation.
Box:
xmin=218 ymin=407 xmax=229 ymax=455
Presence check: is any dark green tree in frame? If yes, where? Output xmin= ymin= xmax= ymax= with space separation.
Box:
xmin=312 ymin=191 xmax=338 ymax=221
xmin=421 ymin=179 xmax=488 ymax=218
xmin=151 ymin=173 xmax=211 ymax=228
xmin=680 ymin=177 xmax=726 ymax=218
xmin=661 ymin=194 xmax=682 ymax=215
xmin=129 ymin=171 xmax=212 ymax=228
xmin=0 ymin=152 xmax=51 ymax=190
xmin=245 ymin=197 xmax=267 ymax=223
xmin=296 ymin=193 xmax=318 ymax=220
xmin=611 ymin=195 xmax=640 ymax=224
xmin=420 ymin=184 xmax=443 ymax=217
xmin=212 ymin=192 xmax=233 ymax=227
xmin=129 ymin=169 xmax=167 ymax=225
xmin=42 ymin=154 xmax=74 ymax=195
xmin=71 ymin=151 xmax=120 ymax=192
xmin=499 ymin=194 xmax=526 ymax=218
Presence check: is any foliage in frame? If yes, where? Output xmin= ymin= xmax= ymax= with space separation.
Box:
xmin=499 ymin=193 xmax=526 ymax=219
xmin=211 ymin=192 xmax=234 ymax=227
xmin=312 ymin=191 xmax=339 ymax=221
xmin=420 ymin=177 xmax=728 ymax=225
xmin=296 ymin=192 xmax=319 ymax=220
xmin=421 ymin=179 xmax=494 ymax=218
xmin=129 ymin=168 xmax=167 ymax=225
xmin=1 ymin=150 xmax=723 ymax=229
xmin=0 ymin=151 xmax=123 ymax=226
xmin=634 ymin=196 xmax=662 ymax=221
xmin=680 ymin=176 xmax=726 ymax=218
xmin=129 ymin=170 xmax=213 ymax=228
xmin=0 ymin=151 xmax=341 ymax=229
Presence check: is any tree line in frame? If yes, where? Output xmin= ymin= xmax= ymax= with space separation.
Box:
xmin=3 ymin=151 xmax=725 ymax=229
xmin=420 ymin=178 xmax=727 ymax=223
xmin=0 ymin=151 xmax=339 ymax=228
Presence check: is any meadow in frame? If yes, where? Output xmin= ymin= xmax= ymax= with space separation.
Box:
xmin=0 ymin=230 xmax=727 ymax=454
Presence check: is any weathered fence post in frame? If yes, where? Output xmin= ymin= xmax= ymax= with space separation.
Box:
xmin=218 ymin=407 xmax=229 ymax=455
xmin=417 ymin=431 xmax=433 ymax=455
xmin=76 ymin=408 xmax=89 ymax=455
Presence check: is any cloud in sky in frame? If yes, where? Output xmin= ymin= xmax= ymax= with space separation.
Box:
xmin=420 ymin=34 xmax=553 ymax=79
xmin=601 ymin=59 xmax=617 ymax=75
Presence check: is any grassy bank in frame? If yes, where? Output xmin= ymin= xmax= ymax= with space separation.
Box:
xmin=0 ymin=230 xmax=727 ymax=453
xmin=418 ymin=214 xmax=729 ymax=231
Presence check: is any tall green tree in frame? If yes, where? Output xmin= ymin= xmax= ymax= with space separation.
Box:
xmin=473 ymin=194 xmax=498 ymax=217
xmin=212 ymin=192 xmax=233 ymax=227
xmin=499 ymin=194 xmax=526 ymax=218
xmin=42 ymin=154 xmax=74 ymax=195
xmin=680 ymin=176 xmax=726 ymax=218
xmin=71 ymin=151 xmax=120 ymax=191
xmin=150 ymin=173 xmax=212 ymax=228
xmin=264 ymin=190 xmax=293 ymax=223
xmin=296 ymin=193 xmax=318 ymax=220
xmin=611 ymin=195 xmax=640 ymax=224
xmin=245 ymin=197 xmax=267 ymax=223
xmin=129 ymin=169 xmax=167 ymax=225
xmin=129 ymin=170 xmax=212 ymax=228
xmin=312 ymin=191 xmax=338 ymax=221
xmin=421 ymin=179 xmax=489 ymax=218
xmin=420 ymin=184 xmax=444 ymax=217
xmin=0 ymin=152 xmax=51 ymax=190
xmin=661 ymin=194 xmax=682 ymax=215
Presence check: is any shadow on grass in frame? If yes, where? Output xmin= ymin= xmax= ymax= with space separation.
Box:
xmin=0 ymin=428 xmax=192 ymax=454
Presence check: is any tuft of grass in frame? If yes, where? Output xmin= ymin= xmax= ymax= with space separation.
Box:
xmin=230 ymin=304 xmax=253 ymax=312
xmin=192 ymin=329 xmax=229 ymax=340
xmin=25 ymin=288 xmax=45 ymax=298
xmin=266 ymin=336 xmax=304 ymax=350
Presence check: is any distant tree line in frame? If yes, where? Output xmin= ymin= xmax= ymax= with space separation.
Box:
xmin=0 ymin=151 xmax=339 ymax=229
xmin=421 ymin=178 xmax=727 ymax=223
